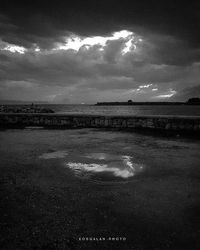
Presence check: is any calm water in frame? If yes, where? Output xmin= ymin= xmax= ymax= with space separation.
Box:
xmin=45 ymin=104 xmax=200 ymax=116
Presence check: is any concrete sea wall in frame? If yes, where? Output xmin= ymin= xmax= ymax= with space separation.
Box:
xmin=1 ymin=113 xmax=200 ymax=133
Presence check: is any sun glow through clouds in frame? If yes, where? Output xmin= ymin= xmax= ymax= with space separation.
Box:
xmin=139 ymin=84 xmax=153 ymax=89
xmin=1 ymin=44 xmax=27 ymax=54
xmin=155 ymin=89 xmax=177 ymax=98
xmin=54 ymin=30 xmax=142 ymax=54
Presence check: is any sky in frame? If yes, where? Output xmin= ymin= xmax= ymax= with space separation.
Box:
xmin=0 ymin=0 xmax=200 ymax=103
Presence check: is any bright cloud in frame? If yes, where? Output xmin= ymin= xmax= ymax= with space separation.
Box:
xmin=0 ymin=30 xmax=142 ymax=56
xmin=128 ymin=84 xmax=154 ymax=93
xmin=0 ymin=42 xmax=27 ymax=54
xmin=34 ymin=47 xmax=40 ymax=52
xmin=154 ymin=89 xmax=177 ymax=98
xmin=138 ymin=84 xmax=153 ymax=89
xmin=54 ymin=30 xmax=142 ymax=54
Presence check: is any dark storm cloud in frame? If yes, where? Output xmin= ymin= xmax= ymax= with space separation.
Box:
xmin=103 ymin=39 xmax=126 ymax=63
xmin=130 ymin=34 xmax=200 ymax=66
xmin=0 ymin=49 xmax=97 ymax=85
xmin=1 ymin=0 xmax=200 ymax=47
xmin=0 ymin=0 xmax=200 ymax=102
xmin=170 ymin=84 xmax=200 ymax=101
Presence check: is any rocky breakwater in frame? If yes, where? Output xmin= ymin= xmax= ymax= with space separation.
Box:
xmin=0 ymin=104 xmax=54 ymax=113
xmin=0 ymin=113 xmax=200 ymax=133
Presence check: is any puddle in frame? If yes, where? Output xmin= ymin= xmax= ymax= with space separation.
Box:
xmin=66 ymin=153 xmax=144 ymax=182
xmin=39 ymin=150 xmax=68 ymax=159
xmin=39 ymin=150 xmax=144 ymax=182
xmin=84 ymin=153 xmax=119 ymax=160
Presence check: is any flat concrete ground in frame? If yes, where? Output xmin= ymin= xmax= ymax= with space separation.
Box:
xmin=0 ymin=128 xmax=200 ymax=250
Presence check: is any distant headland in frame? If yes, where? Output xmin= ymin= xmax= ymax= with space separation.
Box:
xmin=95 ymin=98 xmax=200 ymax=106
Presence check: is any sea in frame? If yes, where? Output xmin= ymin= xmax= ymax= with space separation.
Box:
xmin=44 ymin=104 xmax=200 ymax=116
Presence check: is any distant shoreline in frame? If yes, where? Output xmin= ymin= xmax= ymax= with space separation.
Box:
xmin=95 ymin=101 xmax=200 ymax=106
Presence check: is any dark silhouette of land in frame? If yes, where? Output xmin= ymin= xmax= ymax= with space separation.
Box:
xmin=96 ymin=98 xmax=200 ymax=105
xmin=186 ymin=97 xmax=200 ymax=105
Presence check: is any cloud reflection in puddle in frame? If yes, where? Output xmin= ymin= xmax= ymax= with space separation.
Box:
xmin=66 ymin=153 xmax=144 ymax=179
xmin=39 ymin=151 xmax=144 ymax=180
xmin=66 ymin=162 xmax=135 ymax=178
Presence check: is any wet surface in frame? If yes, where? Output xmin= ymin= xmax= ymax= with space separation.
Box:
xmin=39 ymin=150 xmax=69 ymax=159
xmin=69 ymin=154 xmax=143 ymax=182
xmin=39 ymin=151 xmax=144 ymax=183
xmin=0 ymin=128 xmax=200 ymax=249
